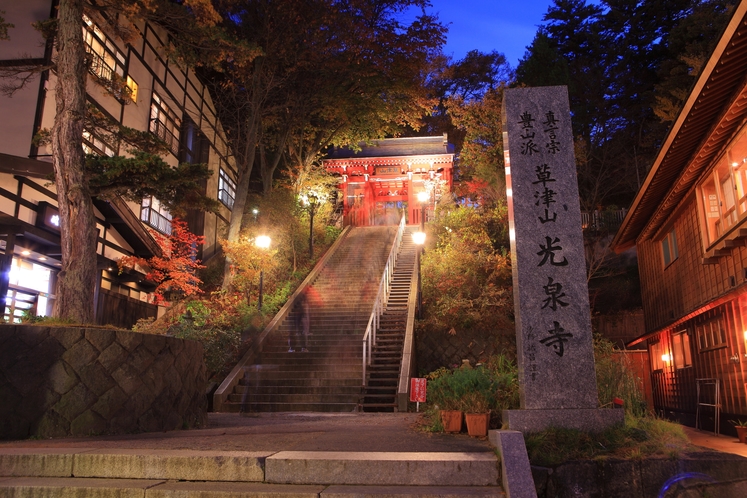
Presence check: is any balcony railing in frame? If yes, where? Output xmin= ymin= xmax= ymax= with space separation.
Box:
xmin=141 ymin=207 xmax=172 ymax=235
xmin=581 ymin=209 xmax=627 ymax=233
xmin=149 ymin=119 xmax=180 ymax=157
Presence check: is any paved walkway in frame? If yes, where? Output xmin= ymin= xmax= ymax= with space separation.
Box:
xmin=683 ymin=425 xmax=747 ymax=458
xmin=0 ymin=412 xmax=495 ymax=453
xmin=2 ymin=412 xmax=746 ymax=461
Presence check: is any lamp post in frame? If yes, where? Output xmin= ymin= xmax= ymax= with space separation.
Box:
xmin=412 ymin=231 xmax=426 ymax=319
xmin=416 ymin=190 xmax=428 ymax=231
xmin=306 ymin=193 xmax=319 ymax=259
xmin=255 ymin=235 xmax=271 ymax=310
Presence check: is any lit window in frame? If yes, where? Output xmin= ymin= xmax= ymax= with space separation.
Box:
xmin=149 ymin=93 xmax=181 ymax=156
xmin=82 ymin=14 xmax=126 ymax=82
xmin=82 ymin=129 xmax=116 ymax=157
xmin=671 ymin=331 xmax=692 ymax=368
xmin=218 ymin=168 xmax=236 ymax=209
xmin=140 ymin=196 xmax=172 ymax=234
xmin=698 ymin=126 xmax=747 ymax=246
xmin=650 ymin=340 xmax=665 ymax=371
xmin=126 ymin=76 xmax=138 ymax=102
xmin=661 ymin=228 xmax=678 ymax=267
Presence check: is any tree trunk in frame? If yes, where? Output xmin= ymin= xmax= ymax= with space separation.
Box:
xmin=51 ymin=0 xmax=98 ymax=323
xmin=222 ymin=59 xmax=265 ymax=290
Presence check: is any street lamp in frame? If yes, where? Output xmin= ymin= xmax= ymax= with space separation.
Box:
xmin=255 ymin=235 xmax=271 ymax=310
xmin=416 ymin=190 xmax=429 ymax=231
xmin=252 ymin=208 xmax=259 ymax=222
xmin=305 ymin=193 xmax=319 ymax=259
xmin=412 ymin=231 xmax=426 ymax=318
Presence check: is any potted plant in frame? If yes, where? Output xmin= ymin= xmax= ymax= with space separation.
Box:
xmin=729 ymin=419 xmax=747 ymax=443
xmin=459 ymin=368 xmax=496 ymax=437
xmin=427 ymin=369 xmax=467 ymax=432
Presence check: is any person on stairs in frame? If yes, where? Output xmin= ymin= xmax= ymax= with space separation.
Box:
xmin=289 ymin=289 xmax=310 ymax=352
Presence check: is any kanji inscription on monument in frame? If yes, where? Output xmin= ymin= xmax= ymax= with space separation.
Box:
xmin=502 ymin=86 xmax=598 ymax=411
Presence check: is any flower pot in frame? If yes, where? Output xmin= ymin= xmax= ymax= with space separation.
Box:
xmin=440 ymin=410 xmax=463 ymax=432
xmin=736 ymin=426 xmax=747 ymax=444
xmin=465 ymin=412 xmax=490 ymax=437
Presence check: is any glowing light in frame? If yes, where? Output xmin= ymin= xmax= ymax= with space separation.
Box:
xmin=661 ymin=353 xmax=671 ymax=363
xmin=417 ymin=191 xmax=429 ymax=203
xmin=412 ymin=231 xmax=426 ymax=245
xmin=255 ymin=235 xmax=271 ymax=249
xmin=744 ymin=330 xmax=747 ymax=341
xmin=38 ymin=257 xmax=46 ymax=261
xmin=21 ymin=250 xmax=30 ymax=256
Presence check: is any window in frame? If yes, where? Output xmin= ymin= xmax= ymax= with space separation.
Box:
xmin=140 ymin=196 xmax=172 ymax=234
xmin=125 ymin=76 xmax=138 ymax=102
xmin=650 ymin=340 xmax=665 ymax=371
xmin=661 ymin=228 xmax=678 ymax=267
xmin=696 ymin=315 xmax=727 ymax=352
xmin=218 ymin=168 xmax=236 ymax=209
xmin=698 ymin=126 xmax=747 ymax=246
xmin=82 ymin=14 xmax=126 ymax=82
xmin=671 ymin=331 xmax=692 ymax=368
xmin=180 ymin=116 xmax=209 ymax=164
xmin=149 ymin=93 xmax=181 ymax=156
xmin=82 ymin=129 xmax=116 ymax=157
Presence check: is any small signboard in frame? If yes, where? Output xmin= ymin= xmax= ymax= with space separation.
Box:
xmin=410 ymin=378 xmax=427 ymax=403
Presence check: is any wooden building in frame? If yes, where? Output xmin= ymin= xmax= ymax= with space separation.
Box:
xmin=323 ymin=136 xmax=455 ymax=226
xmin=612 ymin=2 xmax=747 ymax=434
xmin=0 ymin=3 xmax=237 ymax=327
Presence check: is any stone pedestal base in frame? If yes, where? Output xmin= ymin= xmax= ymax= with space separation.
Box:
xmin=502 ymin=408 xmax=624 ymax=434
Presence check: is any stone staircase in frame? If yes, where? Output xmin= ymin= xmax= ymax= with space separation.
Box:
xmin=0 ymin=447 xmax=505 ymax=497
xmin=361 ymin=228 xmax=417 ymax=412
xmin=224 ymin=226 xmax=396 ymax=413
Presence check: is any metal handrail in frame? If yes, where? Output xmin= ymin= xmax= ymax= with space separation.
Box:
xmin=362 ymin=214 xmax=406 ymax=386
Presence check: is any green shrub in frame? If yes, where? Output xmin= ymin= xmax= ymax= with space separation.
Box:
xmin=594 ymin=334 xmax=648 ymax=417
xmin=524 ymin=415 xmax=691 ymax=466
xmin=422 ymin=353 xmax=520 ymax=427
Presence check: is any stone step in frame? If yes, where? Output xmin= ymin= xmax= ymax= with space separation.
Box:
xmin=240 ymin=371 xmax=362 ymax=381
xmin=234 ymin=385 xmax=362 ymax=395
xmin=0 ymin=479 xmax=504 ymax=498
xmin=228 ymin=402 xmax=359 ymax=412
xmin=238 ymin=378 xmax=362 ymax=388
xmin=229 ymin=393 xmax=361 ymax=404
xmin=266 ymin=451 xmax=501 ymax=486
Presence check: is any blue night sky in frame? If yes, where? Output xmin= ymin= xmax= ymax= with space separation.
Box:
xmin=423 ymin=1 xmax=556 ymax=68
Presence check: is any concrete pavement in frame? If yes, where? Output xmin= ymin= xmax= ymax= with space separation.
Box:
xmin=0 ymin=412 xmax=495 ymax=453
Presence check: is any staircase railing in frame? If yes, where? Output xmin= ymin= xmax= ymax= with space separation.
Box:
xmin=397 ymin=250 xmax=421 ymax=410
xmin=362 ymin=215 xmax=406 ymax=387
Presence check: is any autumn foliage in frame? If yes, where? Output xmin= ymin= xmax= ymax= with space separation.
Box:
xmin=119 ymin=219 xmax=205 ymax=305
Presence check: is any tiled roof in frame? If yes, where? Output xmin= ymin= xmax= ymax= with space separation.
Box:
xmin=326 ymin=135 xmax=454 ymax=159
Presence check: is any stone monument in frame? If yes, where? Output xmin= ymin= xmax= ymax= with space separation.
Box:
xmin=501 ymin=86 xmax=623 ymax=433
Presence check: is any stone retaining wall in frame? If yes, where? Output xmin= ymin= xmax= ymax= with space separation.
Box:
xmin=0 ymin=324 xmax=207 ymax=440
xmin=532 ymin=452 xmax=747 ymax=497
xmin=416 ymin=327 xmax=516 ymax=375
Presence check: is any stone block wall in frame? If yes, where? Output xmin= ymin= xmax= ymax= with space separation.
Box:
xmin=0 ymin=324 xmax=207 ymax=440
xmin=416 ymin=327 xmax=516 ymax=375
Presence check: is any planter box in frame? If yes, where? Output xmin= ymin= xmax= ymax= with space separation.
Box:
xmin=440 ymin=410 xmax=463 ymax=432
xmin=736 ymin=426 xmax=747 ymax=444
xmin=465 ymin=412 xmax=490 ymax=437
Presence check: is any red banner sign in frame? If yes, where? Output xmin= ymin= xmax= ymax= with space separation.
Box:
xmin=410 ymin=378 xmax=427 ymax=403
